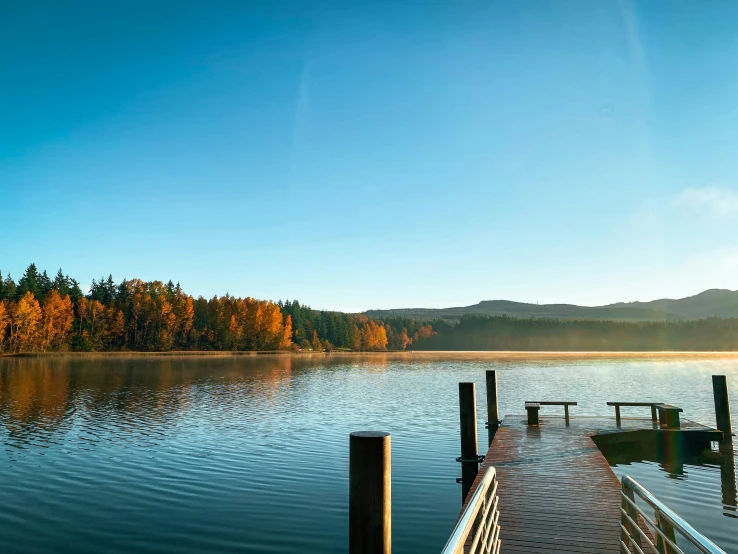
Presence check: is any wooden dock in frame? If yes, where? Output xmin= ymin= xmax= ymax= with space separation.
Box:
xmin=347 ymin=372 xmax=733 ymax=554
xmin=460 ymin=415 xmax=719 ymax=553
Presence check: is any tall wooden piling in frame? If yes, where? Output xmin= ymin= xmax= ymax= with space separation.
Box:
xmin=486 ymin=370 xmax=500 ymax=426
xmin=486 ymin=370 xmax=500 ymax=444
xmin=350 ymin=431 xmax=391 ymax=554
xmin=459 ymin=382 xmax=479 ymax=502
xmin=712 ymin=375 xmax=733 ymax=443
xmin=720 ymin=446 xmax=737 ymax=510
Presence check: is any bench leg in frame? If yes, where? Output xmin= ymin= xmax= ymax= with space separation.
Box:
xmin=564 ymin=405 xmax=570 ymax=425
xmin=666 ymin=411 xmax=680 ymax=429
xmin=615 ymin=406 xmax=621 ymax=426
xmin=651 ymin=405 xmax=658 ymax=421
xmin=527 ymin=407 xmax=539 ymax=426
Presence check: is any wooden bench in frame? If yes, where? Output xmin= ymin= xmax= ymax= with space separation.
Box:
xmin=656 ymin=404 xmax=683 ymax=429
xmin=525 ymin=401 xmax=577 ymax=425
xmin=525 ymin=402 xmax=540 ymax=425
xmin=607 ymin=402 xmax=663 ymax=424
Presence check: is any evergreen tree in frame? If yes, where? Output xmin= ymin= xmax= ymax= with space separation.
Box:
xmin=3 ymin=274 xmax=17 ymax=301
xmin=116 ymin=279 xmax=130 ymax=304
xmin=52 ymin=269 xmax=69 ymax=296
xmin=105 ymin=275 xmax=116 ymax=303
xmin=67 ymin=278 xmax=83 ymax=302
xmin=17 ymin=263 xmax=41 ymax=299
xmin=39 ymin=270 xmax=52 ymax=300
xmin=88 ymin=275 xmax=117 ymax=305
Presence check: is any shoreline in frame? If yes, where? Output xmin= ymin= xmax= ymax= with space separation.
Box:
xmin=3 ymin=350 xmax=738 ymax=360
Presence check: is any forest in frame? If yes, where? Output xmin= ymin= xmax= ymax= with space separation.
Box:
xmin=0 ymin=264 xmax=433 ymax=353
xmin=416 ymin=314 xmax=738 ymax=351
xmin=5 ymin=263 xmax=738 ymax=354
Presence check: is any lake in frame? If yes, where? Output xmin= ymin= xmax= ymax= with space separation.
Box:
xmin=1 ymin=353 xmax=737 ymax=553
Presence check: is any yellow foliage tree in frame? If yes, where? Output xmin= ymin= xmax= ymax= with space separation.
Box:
xmin=106 ymin=308 xmax=126 ymax=348
xmin=311 ymin=330 xmax=323 ymax=350
xmin=40 ymin=290 xmax=74 ymax=351
xmin=9 ymin=291 xmax=42 ymax=352
xmin=399 ymin=328 xmax=411 ymax=350
xmin=0 ymin=269 xmax=394 ymax=353
xmin=0 ymin=301 xmax=8 ymax=352
xmin=77 ymin=297 xmax=106 ymax=349
xmin=414 ymin=324 xmax=435 ymax=342
xmin=352 ymin=319 xmax=388 ymax=351
xmin=263 ymin=302 xmax=285 ymax=350
xmin=281 ymin=315 xmax=293 ymax=350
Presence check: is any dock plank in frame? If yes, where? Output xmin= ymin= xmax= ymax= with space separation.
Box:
xmin=459 ymin=416 xmax=693 ymax=553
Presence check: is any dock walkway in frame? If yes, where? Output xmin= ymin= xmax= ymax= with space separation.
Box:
xmin=462 ymin=416 xmax=716 ymax=553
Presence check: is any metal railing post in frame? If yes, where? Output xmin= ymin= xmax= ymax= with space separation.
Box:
xmin=621 ymin=475 xmax=727 ymax=554
xmin=656 ymin=511 xmax=678 ymax=554
xmin=621 ymin=483 xmax=641 ymax=551
xmin=441 ymin=466 xmax=501 ymax=554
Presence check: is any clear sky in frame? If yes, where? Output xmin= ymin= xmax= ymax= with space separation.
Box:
xmin=2 ymin=1 xmax=737 ymax=312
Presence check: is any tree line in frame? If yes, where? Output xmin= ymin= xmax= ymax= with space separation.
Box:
xmin=0 ymin=264 xmax=433 ymax=353
xmin=413 ymin=314 xmax=738 ymax=351
xmin=280 ymin=301 xmax=434 ymax=351
xmin=6 ymin=264 xmax=738 ymax=353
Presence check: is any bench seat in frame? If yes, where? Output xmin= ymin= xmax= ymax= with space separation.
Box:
xmin=525 ymin=401 xmax=577 ymax=425
xmin=607 ymin=402 xmax=663 ymax=423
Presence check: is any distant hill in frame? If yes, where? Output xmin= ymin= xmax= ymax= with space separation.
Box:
xmin=365 ymin=289 xmax=738 ymax=322
xmin=606 ymin=289 xmax=738 ymax=320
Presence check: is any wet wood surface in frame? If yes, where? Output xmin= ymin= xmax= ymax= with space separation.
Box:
xmin=460 ymin=416 xmax=713 ymax=553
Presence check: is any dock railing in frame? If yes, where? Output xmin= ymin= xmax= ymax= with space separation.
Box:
xmin=441 ymin=465 xmax=500 ymax=554
xmin=620 ymin=475 xmax=726 ymax=554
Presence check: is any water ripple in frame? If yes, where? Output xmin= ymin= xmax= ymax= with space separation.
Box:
xmin=0 ymin=355 xmax=737 ymax=553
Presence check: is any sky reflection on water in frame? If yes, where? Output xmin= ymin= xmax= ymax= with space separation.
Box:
xmin=1 ymin=354 xmax=737 ymax=553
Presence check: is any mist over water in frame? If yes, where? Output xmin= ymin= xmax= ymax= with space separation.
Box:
xmin=1 ymin=354 xmax=737 ymax=553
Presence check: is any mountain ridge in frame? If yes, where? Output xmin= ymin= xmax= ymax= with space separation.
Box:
xmin=364 ymin=288 xmax=738 ymax=322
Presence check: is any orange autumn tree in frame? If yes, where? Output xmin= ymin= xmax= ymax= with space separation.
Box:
xmin=76 ymin=297 xmax=106 ymax=348
xmin=0 ymin=301 xmax=8 ymax=352
xmin=362 ymin=320 xmax=388 ymax=351
xmin=158 ymin=294 xmax=177 ymax=350
xmin=350 ymin=316 xmax=388 ymax=351
xmin=40 ymin=290 xmax=74 ymax=351
xmin=106 ymin=308 xmax=126 ymax=348
xmin=9 ymin=291 xmax=42 ymax=352
xmin=171 ymin=292 xmax=195 ymax=347
xmin=213 ymin=296 xmax=288 ymax=350
xmin=260 ymin=301 xmax=288 ymax=350
xmin=0 ymin=264 xmax=409 ymax=353
xmin=414 ymin=324 xmax=435 ymax=342
xmin=399 ymin=328 xmax=411 ymax=350
xmin=281 ymin=315 xmax=293 ymax=349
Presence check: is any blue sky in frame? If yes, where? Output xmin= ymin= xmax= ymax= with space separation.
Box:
xmin=2 ymin=0 xmax=738 ymax=312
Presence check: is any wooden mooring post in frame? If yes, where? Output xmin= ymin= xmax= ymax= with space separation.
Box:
xmin=720 ymin=447 xmax=737 ymax=510
xmin=713 ymin=375 xmax=733 ymax=444
xmin=485 ymin=370 xmax=500 ymax=444
xmin=349 ymin=431 xmax=391 ymax=554
xmin=458 ymin=382 xmax=479 ymax=501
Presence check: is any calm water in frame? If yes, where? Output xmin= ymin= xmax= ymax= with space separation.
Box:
xmin=1 ymin=354 xmax=738 ymax=553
